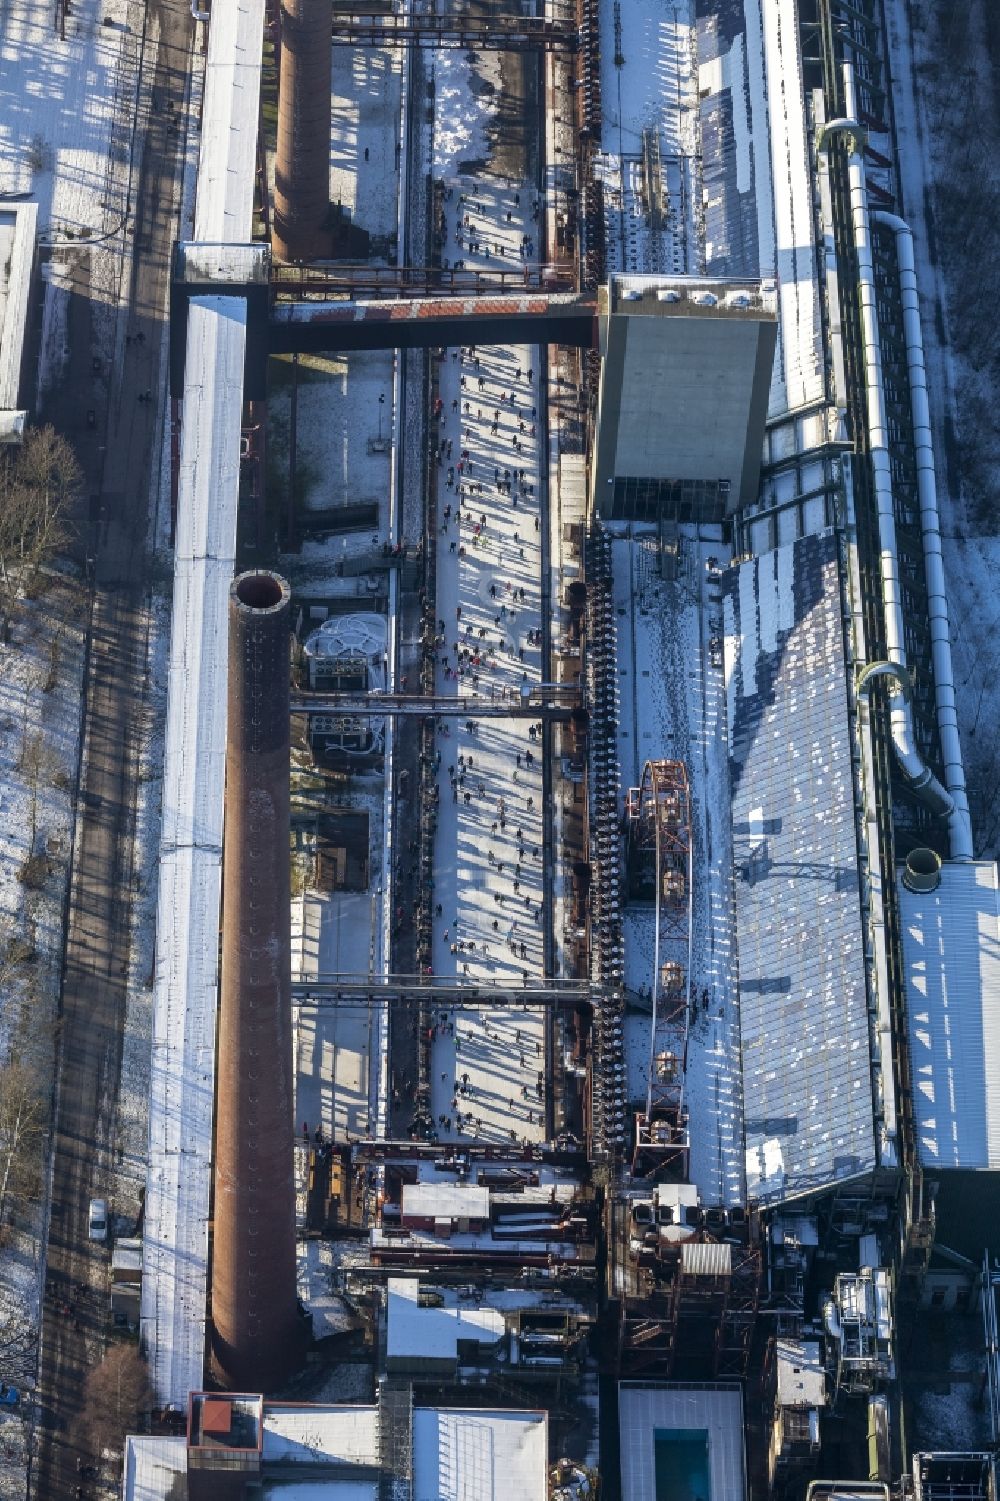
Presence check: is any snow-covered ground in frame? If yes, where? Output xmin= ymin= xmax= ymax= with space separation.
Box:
xmin=0 ymin=0 xmax=156 ymax=405
xmin=884 ymin=0 xmax=1000 ymax=861
xmin=280 ymin=45 xmax=402 ymax=1152
xmin=270 ymin=351 xmax=396 ymax=541
xmin=331 ymin=45 xmax=402 ymax=242
xmin=424 ymin=172 xmax=547 ymax=1148
xmin=0 ymin=0 xmax=135 ymax=233
xmin=610 ymin=529 xmax=744 ymax=1207
xmin=414 ymin=35 xmax=554 ymax=1146
xmin=431 ymin=47 xmax=502 ymax=178
xmin=112 ymin=585 xmax=170 ymax=1220
xmin=0 ymin=572 xmax=86 ymax=1499
xmin=293 ymin=789 xmax=386 ymax=1143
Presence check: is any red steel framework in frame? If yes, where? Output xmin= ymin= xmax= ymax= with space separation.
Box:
xmin=625 ymin=760 xmax=692 ymax=1179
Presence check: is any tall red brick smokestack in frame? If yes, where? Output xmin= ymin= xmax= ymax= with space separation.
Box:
xmin=273 ymin=0 xmax=332 ymax=262
xmin=211 ymin=571 xmax=301 ymax=1391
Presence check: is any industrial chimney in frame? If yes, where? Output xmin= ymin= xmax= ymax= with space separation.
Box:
xmin=272 ymin=0 xmax=332 ymax=262
xmin=211 ymin=571 xmax=302 ymax=1391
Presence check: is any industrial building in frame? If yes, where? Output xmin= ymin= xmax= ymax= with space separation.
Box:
xmin=122 ymin=1391 xmax=548 ymax=1501
xmin=124 ymin=0 xmax=1000 ymax=1497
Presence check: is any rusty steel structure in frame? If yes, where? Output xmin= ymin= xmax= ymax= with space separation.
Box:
xmin=616 ymin=1207 xmax=762 ymax=1379
xmin=273 ymin=0 xmax=332 ymax=263
xmin=211 ymin=571 xmax=302 ymax=1391
xmin=624 ymin=760 xmax=692 ymax=1179
xmin=329 ymin=8 xmax=578 ymax=49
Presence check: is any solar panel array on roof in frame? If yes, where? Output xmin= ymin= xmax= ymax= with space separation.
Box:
xmin=723 ymin=530 xmax=876 ymax=1204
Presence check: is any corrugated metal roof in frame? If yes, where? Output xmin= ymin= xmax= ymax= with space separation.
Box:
xmin=900 ymin=860 xmax=1000 ymax=1170
xmin=680 ymin=1240 xmax=732 ymax=1278
xmin=619 ymin=1383 xmax=746 ymax=1501
xmin=724 ymin=531 xmax=875 ymax=1205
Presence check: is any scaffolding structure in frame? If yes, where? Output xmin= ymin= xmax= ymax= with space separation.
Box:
xmin=377 ymin=1378 xmax=413 ymax=1501
xmin=625 ymin=760 xmax=692 ymax=1179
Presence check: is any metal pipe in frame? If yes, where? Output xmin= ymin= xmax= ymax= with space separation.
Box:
xmin=806 ymin=1486 xmax=889 ymax=1501
xmin=873 ymin=209 xmax=973 ymax=858
xmin=820 ymin=68 xmax=958 ymax=836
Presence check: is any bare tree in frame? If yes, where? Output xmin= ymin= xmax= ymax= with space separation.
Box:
xmin=81 ymin=1345 xmax=154 ymax=1459
xmin=0 ymin=425 xmax=80 ymax=631
xmin=0 ymin=1057 xmax=47 ymax=1227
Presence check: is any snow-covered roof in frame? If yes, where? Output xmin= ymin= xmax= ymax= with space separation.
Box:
xmin=263 ymin=1404 xmax=379 ymax=1467
xmin=121 ymin=1406 xmax=546 ymax=1500
xmin=402 ymin=1182 xmax=490 ymax=1221
xmin=386 ymin=1278 xmax=505 ymax=1363
xmin=304 ymin=612 xmax=388 ymax=662
xmin=0 ymin=201 xmax=36 ymax=413
xmin=724 ymin=531 xmax=875 ymax=1204
xmin=594 ymin=0 xmax=822 ymax=420
xmin=195 ymin=0 xmax=265 ymax=243
xmin=776 ymin=1340 xmax=826 ymax=1409
xmin=900 ymin=860 xmax=1000 ymax=1170
xmin=759 ymin=0 xmax=824 ymax=415
xmin=412 ymin=1408 xmax=547 ymax=1501
xmin=121 ymin=1437 xmax=187 ymax=1501
xmin=141 ymin=298 xmax=247 ymax=1409
xmin=619 ymin=1382 xmax=747 ymax=1501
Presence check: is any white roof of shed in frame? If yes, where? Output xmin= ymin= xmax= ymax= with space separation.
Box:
xmin=900 ymin=860 xmax=1000 ymax=1170
xmin=402 ymin=1182 xmax=490 ymax=1219
xmin=387 ymin=1278 xmax=505 ymax=1362
xmin=776 ymin=1339 xmax=826 ymax=1409
xmin=263 ymin=1404 xmax=379 ymax=1467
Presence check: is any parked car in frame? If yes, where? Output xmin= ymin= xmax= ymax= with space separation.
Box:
xmin=0 ymin=1384 xmax=19 ymax=1407
xmin=88 ymin=1197 xmax=108 ymax=1243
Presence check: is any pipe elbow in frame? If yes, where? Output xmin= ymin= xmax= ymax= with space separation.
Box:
xmin=872 ymin=210 xmax=910 ymax=237
xmin=816 ymin=117 xmax=867 ymax=156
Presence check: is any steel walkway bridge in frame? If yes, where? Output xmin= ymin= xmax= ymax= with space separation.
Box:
xmin=291 ymin=687 xmax=582 ymax=719
xmin=330 ymin=8 xmax=578 ymax=50
xmin=171 ymin=245 xmax=595 ymax=393
xmin=291 ymin=974 xmax=598 ymax=1007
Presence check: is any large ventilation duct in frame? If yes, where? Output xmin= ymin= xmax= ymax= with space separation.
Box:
xmin=211 ymin=571 xmax=303 ymax=1391
xmin=273 ymin=0 xmax=332 ymax=263
xmin=819 ymin=67 xmax=971 ymax=859
xmin=872 ymin=209 xmax=973 ymax=859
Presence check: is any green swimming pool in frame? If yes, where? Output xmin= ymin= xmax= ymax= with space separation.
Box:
xmin=653 ymin=1427 xmax=711 ymax=1501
